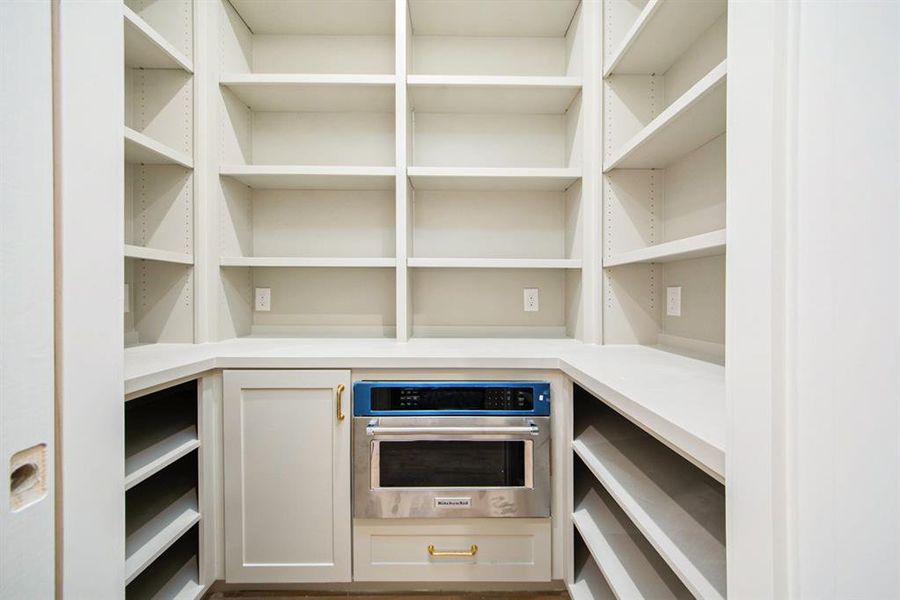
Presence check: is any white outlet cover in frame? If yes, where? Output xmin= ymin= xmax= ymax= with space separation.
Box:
xmin=666 ymin=286 xmax=682 ymax=317
xmin=524 ymin=288 xmax=539 ymax=312
xmin=255 ymin=287 xmax=272 ymax=312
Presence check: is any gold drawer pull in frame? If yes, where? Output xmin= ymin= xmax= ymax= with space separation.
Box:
xmin=336 ymin=383 xmax=346 ymax=422
xmin=427 ymin=544 xmax=478 ymax=558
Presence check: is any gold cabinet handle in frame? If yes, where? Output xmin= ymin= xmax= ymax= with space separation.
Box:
xmin=427 ymin=544 xmax=478 ymax=558
xmin=336 ymin=383 xmax=346 ymax=421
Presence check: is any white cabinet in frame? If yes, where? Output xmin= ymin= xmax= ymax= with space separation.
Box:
xmin=223 ymin=370 xmax=351 ymax=583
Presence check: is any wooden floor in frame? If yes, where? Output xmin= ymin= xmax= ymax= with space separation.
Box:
xmin=208 ymin=593 xmax=569 ymax=600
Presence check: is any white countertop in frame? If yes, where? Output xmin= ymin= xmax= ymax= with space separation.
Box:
xmin=125 ymin=338 xmax=725 ymax=480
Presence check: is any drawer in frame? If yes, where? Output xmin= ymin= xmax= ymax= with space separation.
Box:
xmin=353 ymin=518 xmax=551 ymax=582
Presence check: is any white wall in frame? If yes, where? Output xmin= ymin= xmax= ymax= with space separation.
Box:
xmin=0 ymin=1 xmax=55 ymax=597
xmin=728 ymin=1 xmax=900 ymax=597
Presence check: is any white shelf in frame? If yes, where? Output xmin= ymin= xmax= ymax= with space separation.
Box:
xmin=139 ymin=555 xmax=202 ymax=600
xmin=408 ymin=257 xmax=582 ymax=269
xmin=573 ymin=486 xmax=687 ymax=599
xmin=408 ymin=167 xmax=581 ymax=192
xmin=124 ymin=245 xmax=194 ymax=266
xmin=220 ymin=257 xmax=397 ymax=268
xmin=573 ymin=422 xmax=726 ymax=600
xmin=220 ymin=165 xmax=396 ymax=190
xmin=229 ymin=0 xmax=394 ymax=35
xmin=123 ymin=6 xmax=193 ymax=72
xmin=125 ymin=426 xmax=199 ymax=491
xmin=604 ymin=61 xmax=727 ymax=171
xmin=604 ymin=229 xmax=726 ymax=267
xmin=125 ymin=490 xmax=200 ymax=584
xmin=408 ymin=75 xmax=582 ymax=114
xmin=220 ymin=74 xmax=396 ymax=112
xmin=409 ymin=0 xmax=580 ymax=37
xmin=605 ymin=0 xmax=727 ymax=77
xmin=124 ymin=127 xmax=193 ymax=169
xmin=568 ymin=551 xmax=615 ymax=600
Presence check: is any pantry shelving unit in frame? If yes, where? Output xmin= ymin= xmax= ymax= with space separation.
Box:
xmin=601 ymin=0 xmax=728 ymax=363
xmin=124 ymin=380 xmax=205 ymax=599
xmin=123 ymin=0 xmax=196 ymax=348
xmin=568 ymin=2 xmax=730 ymax=598
xmin=205 ymin=0 xmax=595 ymax=341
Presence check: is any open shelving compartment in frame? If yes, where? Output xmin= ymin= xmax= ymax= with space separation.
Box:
xmin=123 ymin=0 xmax=195 ymax=347
xmin=216 ymin=0 xmax=398 ymax=339
xmin=406 ymin=0 xmax=586 ymax=339
xmin=572 ymin=386 xmax=726 ymax=599
xmin=602 ymin=0 xmax=727 ymax=362
xmin=123 ymin=377 xmax=203 ymax=599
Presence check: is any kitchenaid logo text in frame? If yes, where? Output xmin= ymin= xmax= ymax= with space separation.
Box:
xmin=435 ymin=497 xmax=472 ymax=508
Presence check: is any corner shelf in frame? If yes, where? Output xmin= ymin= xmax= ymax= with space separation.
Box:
xmin=123 ymin=6 xmax=193 ymax=72
xmin=604 ymin=0 xmax=726 ymax=77
xmin=408 ymin=75 xmax=582 ymax=114
xmin=573 ymin=421 xmax=726 ymax=600
xmin=573 ymin=484 xmax=689 ymax=599
xmin=220 ymin=257 xmax=396 ymax=268
xmin=125 ymin=245 xmax=194 ymax=266
xmin=407 ymin=167 xmax=581 ymax=192
xmin=604 ymin=61 xmax=726 ymax=171
xmin=220 ymin=74 xmax=396 ymax=112
xmin=220 ymin=165 xmax=396 ymax=191
xmin=125 ymin=127 xmax=193 ymax=169
xmin=408 ymin=258 xmax=582 ymax=269
xmin=125 ymin=489 xmax=200 ymax=584
xmin=604 ymin=229 xmax=726 ymax=267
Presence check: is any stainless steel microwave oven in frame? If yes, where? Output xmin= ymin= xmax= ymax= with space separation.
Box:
xmin=352 ymin=381 xmax=551 ymax=519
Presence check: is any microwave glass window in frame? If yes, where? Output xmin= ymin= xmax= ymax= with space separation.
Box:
xmin=377 ymin=441 xmax=527 ymax=488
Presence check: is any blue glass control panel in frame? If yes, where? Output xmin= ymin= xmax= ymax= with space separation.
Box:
xmin=353 ymin=381 xmax=551 ymax=416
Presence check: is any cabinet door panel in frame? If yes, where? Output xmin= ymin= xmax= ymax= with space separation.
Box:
xmin=224 ymin=370 xmax=350 ymax=583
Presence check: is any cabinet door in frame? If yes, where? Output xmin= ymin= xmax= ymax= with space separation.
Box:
xmin=224 ymin=370 xmax=351 ymax=583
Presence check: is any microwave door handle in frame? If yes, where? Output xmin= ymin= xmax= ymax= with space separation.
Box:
xmin=366 ymin=424 xmax=540 ymax=436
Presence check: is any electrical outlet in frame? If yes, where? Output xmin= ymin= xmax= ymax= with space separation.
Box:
xmin=666 ymin=286 xmax=682 ymax=317
xmin=255 ymin=287 xmax=272 ymax=312
xmin=524 ymin=288 xmax=539 ymax=312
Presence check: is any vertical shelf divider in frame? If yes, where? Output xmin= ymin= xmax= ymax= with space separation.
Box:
xmin=395 ymin=0 xmax=410 ymax=341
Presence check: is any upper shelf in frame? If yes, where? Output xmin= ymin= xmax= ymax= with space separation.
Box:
xmin=229 ymin=0 xmax=394 ymax=35
xmin=604 ymin=0 xmax=727 ymax=77
xmin=409 ymin=0 xmax=580 ymax=37
xmin=604 ymin=229 xmax=726 ymax=268
xmin=408 ymin=166 xmax=581 ymax=192
xmin=220 ymin=74 xmax=396 ymax=112
xmin=123 ymin=6 xmax=193 ymax=72
xmin=220 ymin=165 xmax=396 ymax=190
xmin=604 ymin=61 xmax=726 ymax=171
xmin=408 ymin=76 xmax=582 ymax=114
xmin=125 ymin=127 xmax=193 ymax=169
xmin=408 ymin=258 xmax=582 ymax=269
xmin=220 ymin=257 xmax=397 ymax=268
xmin=124 ymin=245 xmax=194 ymax=266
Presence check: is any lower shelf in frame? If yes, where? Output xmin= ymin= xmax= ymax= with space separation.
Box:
xmin=125 ymin=454 xmax=200 ymax=584
xmin=126 ymin=524 xmax=203 ymax=600
xmin=569 ymin=530 xmax=615 ymax=600
xmin=573 ymin=460 xmax=690 ymax=599
xmin=572 ymin=400 xmax=726 ymax=599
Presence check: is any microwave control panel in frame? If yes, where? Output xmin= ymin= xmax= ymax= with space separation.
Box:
xmin=353 ymin=381 xmax=551 ymax=416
